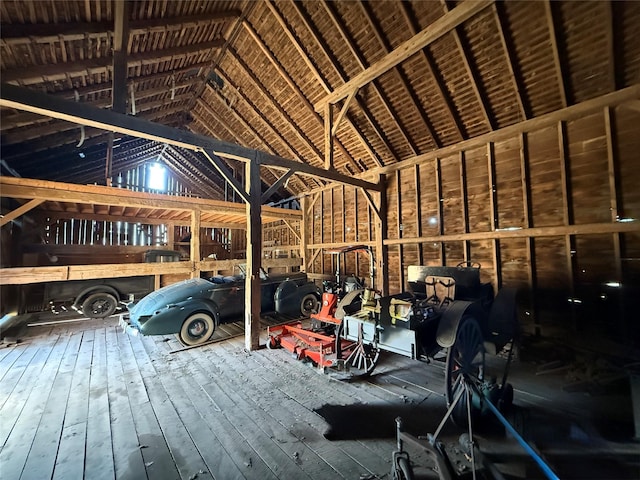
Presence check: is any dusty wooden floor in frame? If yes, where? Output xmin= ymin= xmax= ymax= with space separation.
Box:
xmin=0 ymin=315 xmax=638 ymax=480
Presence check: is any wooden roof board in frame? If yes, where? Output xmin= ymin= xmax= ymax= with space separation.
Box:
xmin=1 ymin=0 xmax=639 ymax=202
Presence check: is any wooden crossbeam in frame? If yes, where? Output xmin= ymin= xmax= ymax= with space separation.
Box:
xmin=0 ymin=83 xmax=379 ymax=192
xmin=0 ymin=199 xmax=44 ymax=227
xmin=314 ymin=0 xmax=492 ymax=111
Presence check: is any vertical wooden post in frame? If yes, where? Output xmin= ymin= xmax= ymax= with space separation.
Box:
xmin=376 ymin=174 xmax=389 ymax=295
xmin=435 ymin=158 xmax=445 ymax=265
xmin=300 ymin=196 xmax=308 ymax=273
xmin=520 ymin=133 xmax=539 ymax=335
xmin=487 ymin=142 xmax=501 ymax=291
xmin=245 ymin=154 xmax=262 ymax=351
xmin=459 ymin=151 xmax=470 ymax=262
xmin=605 ymin=106 xmax=625 ymax=334
xmin=167 ymin=222 xmax=175 ymax=251
xmin=190 ymin=209 xmax=201 ymax=279
xmin=558 ymin=121 xmax=576 ymax=330
xmin=414 ymin=164 xmax=423 ymax=265
xmin=395 ymin=170 xmax=404 ymax=292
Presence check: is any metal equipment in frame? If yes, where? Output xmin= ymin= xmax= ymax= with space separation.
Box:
xmin=391 ymin=376 xmax=560 ymax=480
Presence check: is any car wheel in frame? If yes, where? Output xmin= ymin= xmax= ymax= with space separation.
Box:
xmin=300 ymin=293 xmax=319 ymax=317
xmin=178 ymin=312 xmax=215 ymax=346
xmin=81 ymin=292 xmax=118 ymax=318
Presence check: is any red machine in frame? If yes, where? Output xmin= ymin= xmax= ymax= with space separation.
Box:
xmin=266 ymin=245 xmax=377 ymax=374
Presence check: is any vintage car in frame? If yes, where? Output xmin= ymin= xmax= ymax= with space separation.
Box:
xmin=119 ymin=267 xmax=321 ymax=346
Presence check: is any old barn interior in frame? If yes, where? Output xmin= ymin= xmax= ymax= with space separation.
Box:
xmin=1 ymin=1 xmax=639 ymax=479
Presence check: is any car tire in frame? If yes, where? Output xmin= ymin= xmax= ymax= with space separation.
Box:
xmin=178 ymin=312 xmax=215 ymax=346
xmin=81 ymin=292 xmax=118 ymax=318
xmin=300 ymin=293 xmax=319 ymax=317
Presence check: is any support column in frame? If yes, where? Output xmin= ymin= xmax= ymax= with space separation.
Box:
xmin=245 ymin=155 xmax=262 ymax=350
xmin=376 ymin=174 xmax=389 ymax=295
xmin=190 ymin=209 xmax=201 ymax=279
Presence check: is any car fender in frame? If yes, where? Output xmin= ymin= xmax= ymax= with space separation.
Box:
xmin=72 ymin=284 xmax=120 ymax=310
xmin=274 ymin=280 xmax=321 ymax=316
xmin=139 ymin=298 xmax=220 ymax=336
xmin=436 ymin=300 xmax=487 ymax=348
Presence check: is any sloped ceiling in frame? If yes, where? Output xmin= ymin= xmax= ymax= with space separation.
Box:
xmin=1 ymin=0 xmax=639 ymax=202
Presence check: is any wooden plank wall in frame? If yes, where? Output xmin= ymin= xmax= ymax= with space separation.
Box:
xmin=306 ymin=103 xmax=640 ymax=342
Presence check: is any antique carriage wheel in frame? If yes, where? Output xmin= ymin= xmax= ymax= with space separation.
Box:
xmin=336 ymin=321 xmax=380 ymax=377
xmin=444 ymin=315 xmax=485 ymax=426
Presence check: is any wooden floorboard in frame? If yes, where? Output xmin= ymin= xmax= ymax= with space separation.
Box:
xmin=0 ymin=315 xmax=637 ymax=480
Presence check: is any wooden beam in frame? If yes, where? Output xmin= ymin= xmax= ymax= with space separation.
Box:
xmin=0 ymin=11 xmax=241 ymax=41
xmin=2 ymin=40 xmax=225 ymax=83
xmin=261 ymin=170 xmax=294 ymax=204
xmin=398 ymin=1 xmax=465 ymax=140
xmin=0 ymin=199 xmax=44 ymax=227
xmin=442 ymin=0 xmax=494 ymax=131
xmin=493 ymin=2 xmax=528 ymax=120
xmin=191 ymin=209 xmax=201 ymax=278
xmin=487 ymin=142 xmax=501 ymax=290
xmin=325 ymin=0 xmax=417 ymax=157
xmin=544 ymin=0 xmax=568 ymax=108
xmin=0 ymin=177 xmax=235 ymax=213
xmin=314 ymin=0 xmax=492 ymax=111
xmin=238 ymin=20 xmax=362 ymax=173
xmin=604 ymin=107 xmax=622 ymax=282
xmin=284 ymin=1 xmax=384 ymax=167
xmin=225 ymin=47 xmax=336 ymax=169
xmin=112 ymin=0 xmax=129 ymax=114
xmin=383 ymin=221 xmax=640 ymax=246
xmin=245 ymin=154 xmax=262 ymax=351
xmin=360 ymin=1 xmax=440 ymax=148
xmin=0 ymin=83 xmax=374 ymax=191
xmin=367 ymin=85 xmax=640 ymax=177
xmin=324 ymin=103 xmax=334 ymax=170
xmin=195 ymin=91 xmax=306 ymax=193
xmin=435 ymin=158 xmax=446 ymax=265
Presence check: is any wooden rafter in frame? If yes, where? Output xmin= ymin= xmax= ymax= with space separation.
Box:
xmin=544 ymin=0 xmax=568 ymax=108
xmin=0 ymin=11 xmax=241 ymax=42
xmin=360 ymin=1 xmax=441 ymax=149
xmin=240 ymin=19 xmax=362 ymax=174
xmin=192 ymin=97 xmax=307 ymax=194
xmin=225 ymin=47 xmax=327 ymax=172
xmin=323 ymin=0 xmax=416 ymax=157
xmin=398 ymin=1 xmax=466 ymax=141
xmin=198 ymin=80 xmax=318 ymax=191
xmin=283 ymin=0 xmax=386 ymax=168
xmin=2 ymin=80 xmax=195 ymax=131
xmin=0 ymin=83 xmax=381 ymax=192
xmin=492 ymin=2 xmax=528 ymax=120
xmin=2 ymin=94 xmax=191 ymax=145
xmin=2 ymin=39 xmax=225 ymax=84
xmin=442 ymin=0 xmax=494 ymax=131
xmin=315 ymin=0 xmax=492 ymax=110
xmin=605 ymin=0 xmax=620 ymax=92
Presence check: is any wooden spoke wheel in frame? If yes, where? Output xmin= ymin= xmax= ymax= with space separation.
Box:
xmin=444 ymin=315 xmax=485 ymax=426
xmin=336 ymin=321 xmax=380 ymax=377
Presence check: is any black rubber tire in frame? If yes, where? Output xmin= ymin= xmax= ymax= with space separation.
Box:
xmin=395 ymin=456 xmax=414 ymax=480
xmin=300 ymin=293 xmax=320 ymax=317
xmin=178 ymin=312 xmax=215 ymax=346
xmin=81 ymin=292 xmax=118 ymax=318
xmin=444 ymin=315 xmax=485 ymax=426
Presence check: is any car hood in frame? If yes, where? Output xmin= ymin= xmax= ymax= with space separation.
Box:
xmin=129 ymin=278 xmax=213 ymax=316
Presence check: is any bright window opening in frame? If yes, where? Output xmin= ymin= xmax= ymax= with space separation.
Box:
xmin=147 ymin=163 xmax=166 ymax=191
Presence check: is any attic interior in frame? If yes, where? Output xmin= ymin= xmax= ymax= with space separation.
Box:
xmin=1 ymin=1 xmax=639 ymax=479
